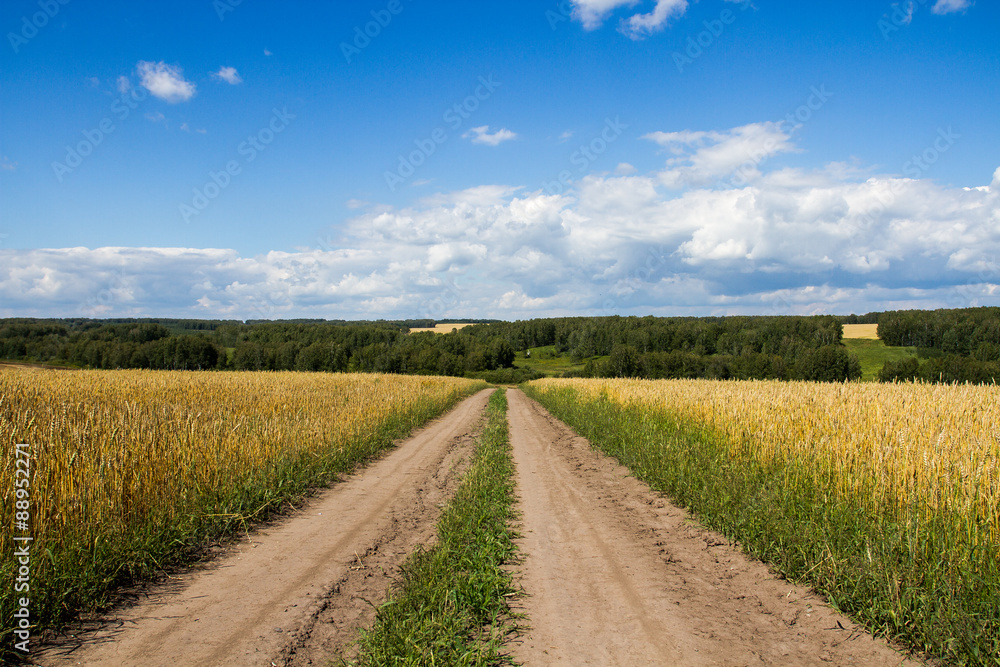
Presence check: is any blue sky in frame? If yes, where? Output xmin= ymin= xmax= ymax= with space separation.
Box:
xmin=1 ymin=0 xmax=998 ymax=320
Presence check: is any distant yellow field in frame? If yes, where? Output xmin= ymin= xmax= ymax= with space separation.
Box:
xmin=842 ymin=323 xmax=879 ymax=339
xmin=409 ymin=323 xmax=478 ymax=334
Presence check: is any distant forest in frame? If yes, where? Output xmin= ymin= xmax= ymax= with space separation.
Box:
xmin=1 ymin=307 xmax=997 ymax=384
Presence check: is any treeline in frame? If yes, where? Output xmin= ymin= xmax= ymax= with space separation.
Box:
xmin=459 ymin=315 xmax=860 ymax=382
xmin=875 ymin=307 xmax=1000 ymax=357
xmin=8 ymin=310 xmax=996 ymax=384
xmin=0 ymin=319 xmax=513 ymax=377
xmin=864 ymin=308 xmax=1000 ymax=384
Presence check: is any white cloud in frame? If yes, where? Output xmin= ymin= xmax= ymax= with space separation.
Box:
xmin=212 ymin=66 xmax=243 ymax=85
xmin=931 ymin=0 xmax=971 ymax=14
xmin=264 ymin=48 xmax=273 ymax=56
xmin=5 ymin=121 xmax=999 ymax=320
xmin=620 ymin=0 xmax=688 ymax=38
xmin=1 ymin=156 xmax=17 ymax=171
xmin=145 ymin=112 xmax=166 ymax=124
xmin=644 ymin=121 xmax=797 ymax=188
xmin=616 ymin=163 xmax=637 ymax=175
xmin=117 ymin=76 xmax=131 ymax=95
xmin=6 ymin=163 xmax=999 ymax=320
xmin=462 ymin=125 xmax=518 ymax=146
xmin=570 ymin=0 xmax=690 ymax=36
xmin=570 ymin=0 xmax=641 ymax=30
xmin=136 ymin=61 xmax=196 ymax=103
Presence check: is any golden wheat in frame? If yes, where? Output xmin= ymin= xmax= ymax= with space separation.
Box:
xmin=0 ymin=366 xmax=483 ymax=632
xmin=531 ymin=377 xmax=1000 ymax=547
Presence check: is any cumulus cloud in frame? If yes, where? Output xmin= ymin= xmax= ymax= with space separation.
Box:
xmin=5 ymin=121 xmax=999 ymax=320
xmin=931 ymin=0 xmax=971 ymax=14
xmin=136 ymin=61 xmax=196 ymax=103
xmin=462 ymin=125 xmax=518 ymax=146
xmin=212 ymin=66 xmax=243 ymax=84
xmin=644 ymin=121 xmax=797 ymax=188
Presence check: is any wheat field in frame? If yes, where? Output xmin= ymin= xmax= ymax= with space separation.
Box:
xmin=0 ymin=367 xmax=484 ymax=641
xmin=525 ymin=377 xmax=1000 ymax=663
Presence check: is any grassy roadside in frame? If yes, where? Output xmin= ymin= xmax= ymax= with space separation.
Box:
xmin=347 ymin=389 xmax=519 ymax=666
xmin=523 ymin=382 xmax=998 ymax=667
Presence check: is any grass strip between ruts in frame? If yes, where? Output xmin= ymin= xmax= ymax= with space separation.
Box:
xmin=347 ymin=388 xmax=519 ymax=666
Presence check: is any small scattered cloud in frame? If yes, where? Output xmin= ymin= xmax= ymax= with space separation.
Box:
xmin=346 ymin=199 xmax=369 ymax=209
xmin=264 ymin=48 xmax=273 ymax=56
xmin=87 ymin=77 xmax=100 ymax=88
xmin=620 ymin=0 xmax=688 ymax=39
xmin=615 ymin=163 xmax=637 ymax=175
xmin=136 ymin=60 xmax=196 ymax=103
xmin=145 ymin=111 xmax=166 ymax=124
xmin=411 ymin=179 xmax=433 ymax=187
xmin=570 ymin=0 xmax=642 ymax=30
xmin=931 ymin=0 xmax=971 ymax=14
xmin=462 ymin=125 xmax=518 ymax=146
xmin=1 ymin=156 xmax=17 ymax=171
xmin=894 ymin=1 xmax=916 ymax=25
xmin=570 ymin=0 xmax=691 ymax=36
xmin=117 ymin=76 xmax=131 ymax=95
xmin=558 ymin=130 xmax=574 ymax=143
xmin=196 ymin=128 xmax=207 ymax=134
xmin=212 ymin=66 xmax=243 ymax=85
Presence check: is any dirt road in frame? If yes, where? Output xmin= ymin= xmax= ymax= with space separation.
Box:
xmin=35 ymin=386 xmax=921 ymax=666
xmin=506 ymin=388 xmax=918 ymax=666
xmin=35 ymin=388 xmax=493 ymax=667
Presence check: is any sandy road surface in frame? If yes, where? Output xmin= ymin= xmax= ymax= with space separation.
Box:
xmin=34 ymin=388 xmax=492 ymax=667
xmin=506 ymin=388 xmax=919 ymax=666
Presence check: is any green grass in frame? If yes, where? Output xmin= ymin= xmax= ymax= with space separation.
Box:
xmin=512 ymin=346 xmax=600 ymax=377
xmin=843 ymin=338 xmax=918 ymax=381
xmin=347 ymin=389 xmax=519 ymax=666
xmin=523 ymin=382 xmax=999 ymax=667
